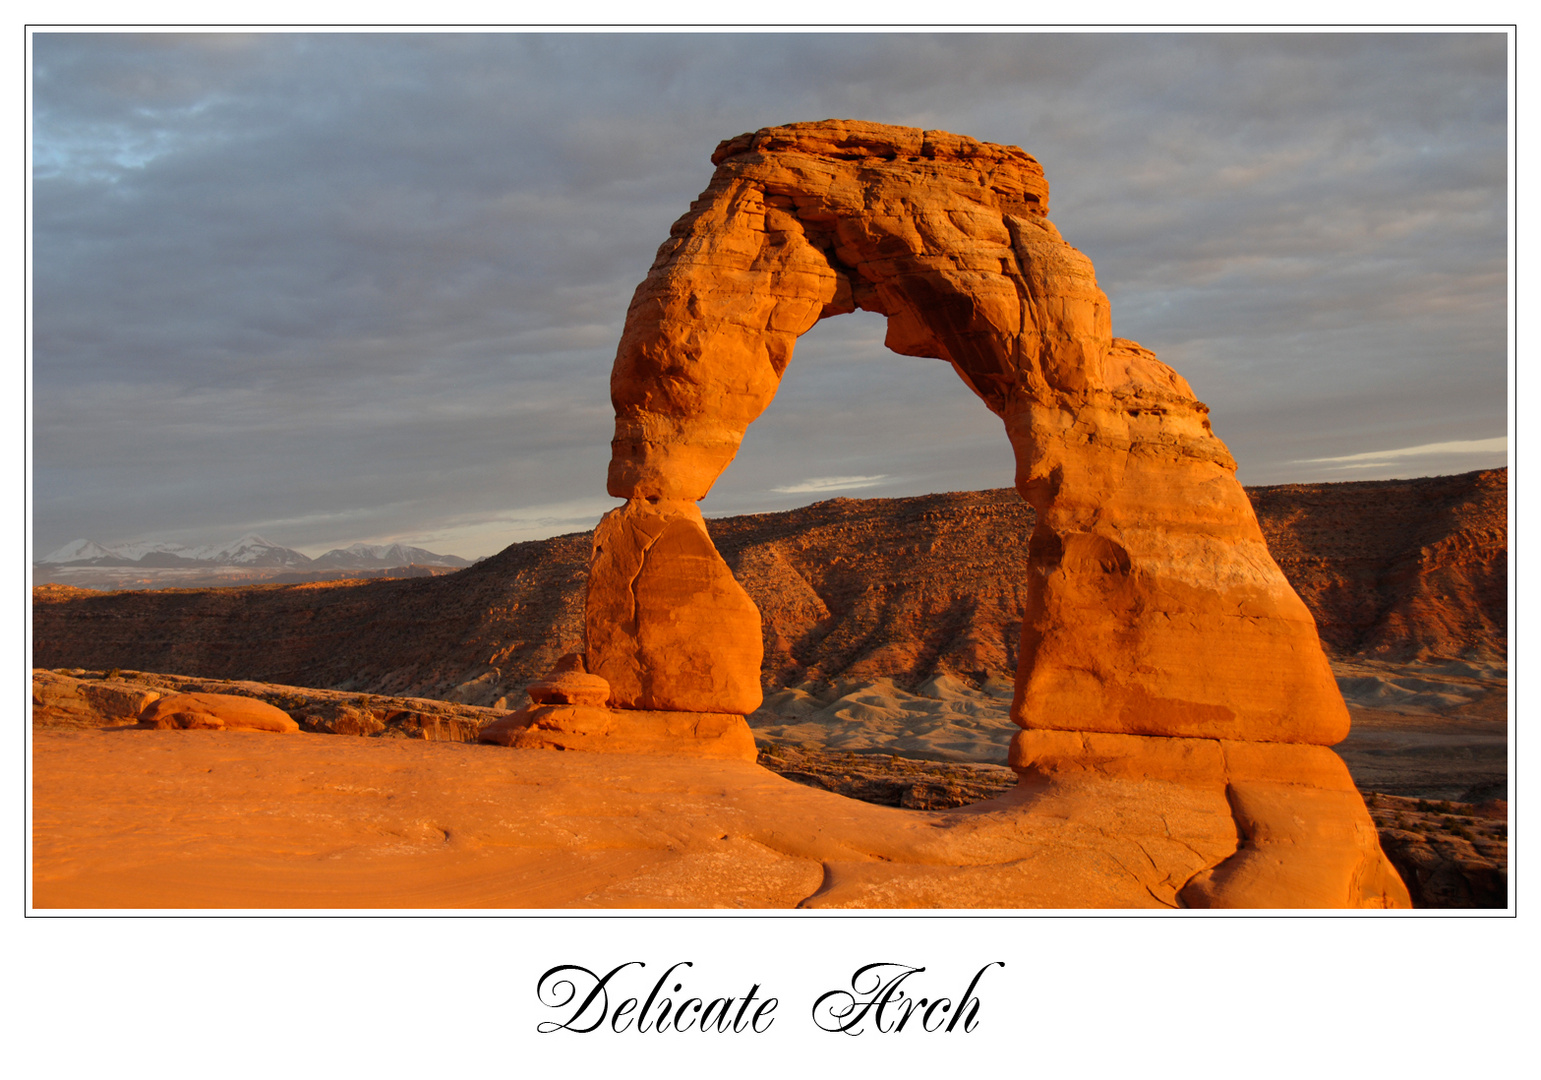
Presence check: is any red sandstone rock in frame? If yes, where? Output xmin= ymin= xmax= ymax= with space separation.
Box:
xmin=138 ymin=693 xmax=298 ymax=733
xmin=526 ymin=653 xmax=611 ymax=707
xmin=576 ymin=119 xmax=1399 ymax=906
xmin=480 ymin=652 xmax=756 ymax=761
xmin=586 ymin=499 xmax=762 ymax=714
xmin=478 ymin=704 xmax=756 ymax=762
xmin=1009 ymin=728 xmax=1409 ymax=907
xmin=23 ymin=729 xmax=1368 ymax=908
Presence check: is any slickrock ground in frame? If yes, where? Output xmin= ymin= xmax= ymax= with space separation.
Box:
xmin=33 ymin=726 xmax=1403 ymax=909
xmin=33 ymin=666 xmax=1504 ymax=907
xmin=30 ymin=470 xmax=1506 ymax=708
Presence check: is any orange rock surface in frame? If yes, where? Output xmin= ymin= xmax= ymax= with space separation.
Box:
xmin=574 ymin=119 xmax=1399 ymax=907
xmin=1009 ymin=729 xmax=1407 ymax=907
xmin=597 ymin=119 xmax=1344 ymax=746
xmin=139 ymin=692 xmax=299 ymax=733
xmin=479 ymin=652 xmax=757 ymax=760
xmin=478 ymin=704 xmax=756 ymax=761
xmin=586 ymin=498 xmax=762 ymax=714
xmin=525 ymin=653 xmax=611 ymax=707
xmin=31 ymin=729 xmax=1403 ymax=909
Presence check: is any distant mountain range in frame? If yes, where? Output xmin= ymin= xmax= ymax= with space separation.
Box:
xmin=37 ymin=534 xmax=470 ymax=570
xmin=309 ymin=543 xmax=473 ymax=570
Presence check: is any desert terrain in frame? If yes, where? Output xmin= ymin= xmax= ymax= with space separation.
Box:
xmin=32 ymin=469 xmax=1507 ymax=909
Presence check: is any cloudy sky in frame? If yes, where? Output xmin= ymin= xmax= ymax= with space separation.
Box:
xmin=30 ymin=31 xmax=1509 ymax=560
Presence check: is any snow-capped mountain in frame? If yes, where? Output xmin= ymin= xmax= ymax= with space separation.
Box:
xmin=191 ymin=534 xmax=313 ymax=568
xmin=310 ymin=543 xmax=472 ymax=569
xmin=103 ymin=540 xmax=198 ymax=562
xmin=39 ymin=533 xmax=307 ymax=568
xmin=39 ymin=539 xmax=117 ymax=564
xmin=38 ymin=534 xmax=466 ymax=570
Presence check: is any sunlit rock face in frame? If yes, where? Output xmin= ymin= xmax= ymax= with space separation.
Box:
xmin=585 ymin=499 xmax=762 ymax=715
xmin=593 ymin=119 xmax=1344 ymax=746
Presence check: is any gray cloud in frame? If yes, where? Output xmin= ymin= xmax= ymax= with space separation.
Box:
xmin=31 ymin=31 xmax=1508 ymax=557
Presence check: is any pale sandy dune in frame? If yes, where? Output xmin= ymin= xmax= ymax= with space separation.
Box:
xmin=1330 ymin=658 xmax=1507 ymax=716
xmin=748 ymin=674 xmax=1018 ymax=763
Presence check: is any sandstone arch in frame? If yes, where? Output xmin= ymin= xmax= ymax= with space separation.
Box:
xmin=588 ymin=119 xmax=1346 ymax=748
xmin=555 ymin=120 xmax=1407 ymax=906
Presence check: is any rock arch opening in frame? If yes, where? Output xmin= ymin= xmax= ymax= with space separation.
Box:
xmin=704 ymin=308 xmax=1019 ymax=516
xmin=585 ymin=119 xmax=1346 ymax=750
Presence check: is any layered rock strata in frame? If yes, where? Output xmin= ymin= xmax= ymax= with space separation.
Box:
xmin=585 ymin=119 xmax=1403 ymax=906
xmin=32 ymin=669 xmax=164 ymax=728
xmin=1250 ymin=468 xmax=1507 ymax=661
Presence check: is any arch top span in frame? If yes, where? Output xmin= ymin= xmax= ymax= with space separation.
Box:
xmin=608 ymin=119 xmax=1109 ymax=505
xmin=591 ymin=119 xmax=1350 ymax=750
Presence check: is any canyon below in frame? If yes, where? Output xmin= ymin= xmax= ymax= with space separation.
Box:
xmin=32 ymin=468 xmax=1507 ymax=909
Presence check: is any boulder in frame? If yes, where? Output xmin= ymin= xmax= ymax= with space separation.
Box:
xmin=138 ymin=692 xmax=298 ymax=733
xmin=526 ymin=653 xmax=611 ymax=707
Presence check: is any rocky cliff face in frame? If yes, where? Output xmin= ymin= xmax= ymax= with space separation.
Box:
xmin=709 ymin=490 xmax=1034 ymax=689
xmin=1249 ymin=468 xmax=1507 ymax=661
xmin=31 ymin=469 xmax=1505 ymax=705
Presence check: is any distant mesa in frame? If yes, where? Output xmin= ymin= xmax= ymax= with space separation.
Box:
xmin=30 ymin=473 xmax=1504 ymax=706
